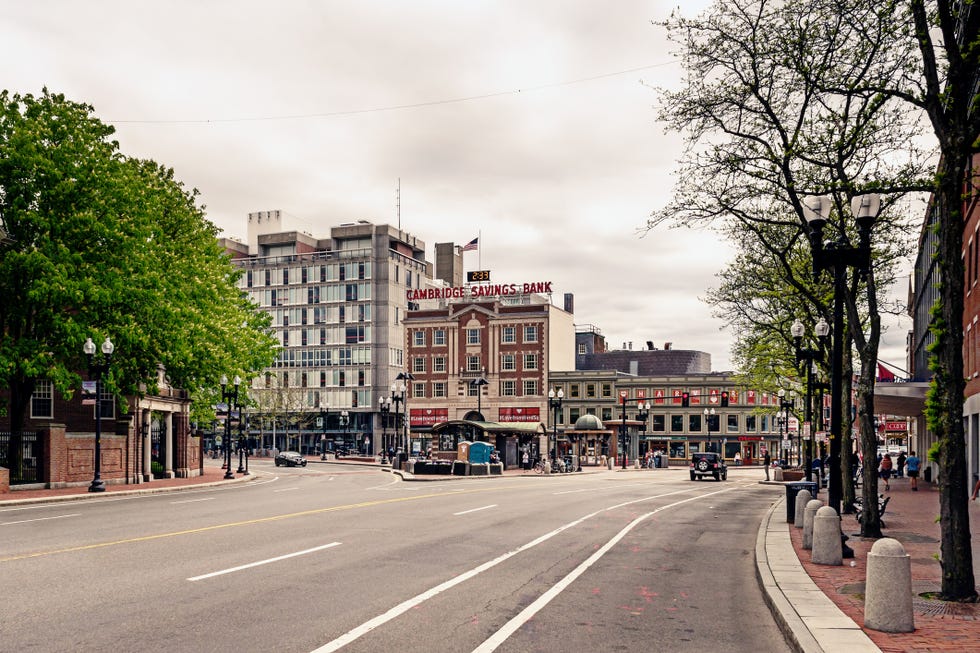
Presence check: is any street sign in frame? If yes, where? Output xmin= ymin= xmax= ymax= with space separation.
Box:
xmin=781 ymin=439 xmax=791 ymax=450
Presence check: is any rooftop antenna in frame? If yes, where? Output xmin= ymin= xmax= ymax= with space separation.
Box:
xmin=396 ymin=178 xmax=401 ymax=230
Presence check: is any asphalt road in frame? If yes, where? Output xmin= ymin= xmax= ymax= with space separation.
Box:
xmin=1 ymin=463 xmax=789 ymax=652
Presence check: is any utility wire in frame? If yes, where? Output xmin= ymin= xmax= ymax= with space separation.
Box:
xmin=110 ymin=61 xmax=674 ymax=125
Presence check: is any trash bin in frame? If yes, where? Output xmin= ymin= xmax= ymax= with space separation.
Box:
xmin=785 ymin=481 xmax=819 ymax=522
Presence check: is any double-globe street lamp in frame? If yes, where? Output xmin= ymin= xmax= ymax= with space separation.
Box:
xmin=391 ymin=371 xmax=414 ymax=456
xmin=703 ymin=407 xmax=716 ymax=454
xmin=83 ymin=336 xmax=114 ymax=493
xmin=777 ymin=389 xmax=796 ymax=466
xmin=803 ymin=193 xmax=879 ymax=517
xmin=379 ymin=396 xmax=392 ymax=463
xmin=320 ymin=405 xmax=329 ymax=460
xmin=792 ymin=317 xmax=830 ymax=483
xmin=219 ymin=374 xmax=241 ymax=480
xmin=548 ymin=388 xmax=564 ymax=469
xmin=618 ymin=397 xmax=650 ymax=470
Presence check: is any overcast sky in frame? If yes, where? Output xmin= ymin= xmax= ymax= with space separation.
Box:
xmin=2 ymin=0 xmax=913 ymax=373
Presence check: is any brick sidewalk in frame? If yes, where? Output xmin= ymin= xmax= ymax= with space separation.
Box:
xmin=789 ymin=476 xmax=980 ymax=653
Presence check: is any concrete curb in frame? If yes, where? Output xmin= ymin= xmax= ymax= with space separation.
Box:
xmin=755 ymin=497 xmax=881 ymax=653
xmin=0 ymin=472 xmax=258 ymax=507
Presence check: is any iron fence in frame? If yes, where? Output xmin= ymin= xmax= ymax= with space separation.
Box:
xmin=0 ymin=431 xmax=41 ymax=483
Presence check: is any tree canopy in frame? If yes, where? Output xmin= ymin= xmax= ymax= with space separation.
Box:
xmin=0 ymin=89 xmax=278 ymax=472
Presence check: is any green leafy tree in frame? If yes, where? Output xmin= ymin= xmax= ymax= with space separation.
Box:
xmin=0 ymin=90 xmax=277 ymax=478
xmin=654 ymin=0 xmax=980 ymax=600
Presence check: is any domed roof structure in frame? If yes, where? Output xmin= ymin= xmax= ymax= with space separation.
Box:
xmin=574 ymin=414 xmax=604 ymax=431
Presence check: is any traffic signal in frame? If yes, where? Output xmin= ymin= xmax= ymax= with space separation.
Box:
xmin=681 ymin=391 xmax=690 ymax=407
xmin=720 ymin=391 xmax=729 ymax=407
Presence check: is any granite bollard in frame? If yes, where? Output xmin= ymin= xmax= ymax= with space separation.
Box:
xmin=811 ymin=506 xmax=843 ymax=566
xmin=794 ymin=489 xmax=812 ymax=528
xmin=865 ymin=538 xmax=915 ymax=633
xmin=802 ymin=499 xmax=822 ymax=550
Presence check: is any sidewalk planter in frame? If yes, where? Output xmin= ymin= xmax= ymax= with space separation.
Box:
xmin=452 ymin=461 xmax=468 ymax=476
xmin=782 ymin=470 xmax=805 ymax=481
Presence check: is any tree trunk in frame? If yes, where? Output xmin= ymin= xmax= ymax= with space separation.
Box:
xmin=5 ymin=376 xmax=34 ymax=481
xmin=932 ymin=154 xmax=977 ymax=602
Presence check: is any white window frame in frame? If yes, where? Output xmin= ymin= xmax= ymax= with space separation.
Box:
xmin=30 ymin=379 xmax=54 ymax=419
xmin=433 ymin=329 xmax=446 ymax=346
xmin=467 ymin=328 xmax=480 ymax=345
xmin=413 ymin=330 xmax=426 ymax=347
xmin=501 ymin=380 xmax=516 ymax=396
xmin=523 ymin=353 xmax=538 ymax=370
xmin=412 ymin=357 xmax=426 ymax=374
xmin=502 ymin=326 xmax=516 ymax=343
xmin=523 ymin=325 xmax=538 ymax=343
xmin=522 ymin=379 xmax=538 ymax=396
xmin=501 ymin=354 xmax=516 ymax=371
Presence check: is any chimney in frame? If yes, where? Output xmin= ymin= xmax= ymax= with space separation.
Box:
xmin=628 ymin=341 xmax=633 ymax=350
xmin=664 ymin=342 xmax=672 ymax=350
xmin=646 ymin=340 xmax=655 ymax=350
xmin=563 ymin=293 xmax=574 ymax=314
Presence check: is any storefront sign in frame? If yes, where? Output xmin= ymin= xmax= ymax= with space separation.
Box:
xmin=410 ymin=408 xmax=448 ymax=426
xmin=737 ymin=436 xmax=763 ymax=441
xmin=407 ymin=281 xmax=553 ymax=301
xmin=499 ymin=406 xmax=540 ymax=422
xmin=884 ymin=421 xmax=907 ymax=432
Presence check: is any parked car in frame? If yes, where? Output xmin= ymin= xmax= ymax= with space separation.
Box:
xmin=275 ymin=451 xmax=307 ymax=467
xmin=690 ymin=451 xmax=727 ymax=481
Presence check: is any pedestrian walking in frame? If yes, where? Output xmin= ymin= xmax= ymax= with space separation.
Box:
xmin=906 ymin=451 xmax=921 ymax=492
xmin=897 ymin=451 xmax=907 ymax=478
xmin=522 ymin=451 xmax=529 ymax=472
xmin=763 ymin=450 xmax=771 ymax=481
xmin=879 ymin=454 xmax=893 ymax=491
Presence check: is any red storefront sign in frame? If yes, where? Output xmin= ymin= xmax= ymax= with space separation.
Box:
xmin=885 ymin=421 xmax=907 ymax=432
xmin=738 ymin=436 xmax=763 ymax=441
xmin=410 ymin=408 xmax=448 ymax=426
xmin=499 ymin=407 xmax=541 ymax=422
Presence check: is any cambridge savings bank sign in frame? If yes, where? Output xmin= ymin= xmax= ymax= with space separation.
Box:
xmin=407 ymin=281 xmax=554 ymax=301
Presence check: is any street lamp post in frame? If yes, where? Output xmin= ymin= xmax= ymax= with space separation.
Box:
xmin=236 ymin=401 xmax=250 ymax=475
xmin=340 ymin=410 xmax=349 ymax=452
xmin=320 ymin=405 xmax=328 ymax=460
xmin=379 ymin=396 xmax=391 ymax=463
xmin=777 ymin=389 xmax=795 ymax=466
xmin=804 ymin=193 xmax=879 ymax=516
xmin=548 ymin=388 xmax=564 ymax=469
xmin=394 ymin=371 xmax=414 ymax=455
xmin=472 ymin=369 xmax=489 ymax=421
xmin=637 ymin=401 xmax=650 ymax=467
xmin=792 ymin=317 xmax=830 ymax=482
xmin=83 ymin=336 xmax=114 ymax=493
xmin=703 ymin=407 xmax=716 ymax=454
xmin=219 ymin=374 xmax=241 ymax=480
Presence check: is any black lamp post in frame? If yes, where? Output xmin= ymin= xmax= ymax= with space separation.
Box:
xmin=83 ymin=336 xmax=114 ymax=493
xmin=548 ymin=388 xmax=564 ymax=468
xmin=340 ymin=409 xmax=350 ymax=452
xmin=777 ymin=389 xmax=795 ymax=466
xmin=219 ymin=374 xmax=241 ymax=480
xmin=320 ymin=405 xmax=328 ymax=460
xmin=637 ymin=401 xmax=650 ymax=466
xmin=703 ymin=407 xmax=716 ymax=454
xmin=792 ymin=317 xmax=830 ymax=482
xmin=472 ymin=369 xmax=489 ymax=421
xmin=379 ymin=396 xmax=391 ymax=463
xmin=804 ymin=193 xmax=879 ymax=516
xmin=393 ymin=371 xmax=414 ymax=454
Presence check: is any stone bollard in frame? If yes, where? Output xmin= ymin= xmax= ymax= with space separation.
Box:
xmin=864 ymin=538 xmax=915 ymax=633
xmin=774 ymin=467 xmax=784 ymax=481
xmin=802 ymin=499 xmax=822 ymax=550
xmin=811 ymin=506 xmax=843 ymax=566
xmin=794 ymin=489 xmax=812 ymax=528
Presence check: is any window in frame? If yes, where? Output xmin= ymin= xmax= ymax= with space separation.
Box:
xmin=412 ymin=357 xmax=426 ymax=374
xmin=746 ymin=415 xmax=757 ymax=432
xmin=31 ymin=380 xmax=53 ymax=419
xmin=651 ymin=415 xmax=666 ymax=432
xmin=523 ymin=353 xmax=538 ymax=370
xmin=578 ymin=343 xmax=586 ymax=355
xmin=433 ymin=329 xmax=446 ymax=346
xmin=501 ymin=354 xmax=516 ymax=371
xmin=467 ymin=356 xmax=482 ymax=372
xmin=524 ymin=325 xmax=538 ymax=342
xmin=501 ymin=380 xmax=516 ymax=396
xmin=433 ymin=357 xmax=446 ymax=372
xmin=467 ymin=328 xmax=480 ymax=345
xmin=413 ymin=382 xmax=425 ymax=398
xmin=523 ymin=379 xmax=538 ymax=396
xmin=569 ymin=384 xmax=580 ymax=398
xmin=98 ymin=386 xmax=115 ymax=419
xmin=467 ymin=382 xmax=479 ymax=397
xmin=671 ymin=415 xmax=684 ymax=432
xmin=413 ymin=331 xmax=425 ymax=347
xmin=586 ymin=383 xmax=596 ymax=398
xmin=601 ymin=407 xmax=613 ymax=421
xmin=502 ymin=327 xmax=516 ymax=343
xmin=727 ymin=414 xmax=739 ymax=432
xmin=433 ymin=382 xmax=447 ymax=398
xmin=601 ymin=383 xmax=612 ymax=398
xmin=689 ymin=414 xmax=702 ymax=432
xmin=569 ymin=407 xmax=581 ymax=423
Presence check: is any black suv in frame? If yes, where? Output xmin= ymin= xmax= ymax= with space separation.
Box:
xmin=690 ymin=452 xmax=727 ymax=481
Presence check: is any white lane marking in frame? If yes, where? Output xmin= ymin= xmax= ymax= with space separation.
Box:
xmin=310 ymin=486 xmax=726 ymax=653
xmin=553 ymin=482 xmax=647 ymax=495
xmin=170 ymin=497 xmax=215 ymax=505
xmin=273 ymin=487 xmax=300 ymax=493
xmin=187 ymin=542 xmax=341 ymax=581
xmin=453 ymin=504 xmax=497 ymax=516
xmin=1 ymin=513 xmax=81 ymax=526
xmin=473 ymin=488 xmax=731 ymax=652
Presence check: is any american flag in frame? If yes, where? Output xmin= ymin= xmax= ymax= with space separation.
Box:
xmin=461 ymin=237 xmax=479 ymax=252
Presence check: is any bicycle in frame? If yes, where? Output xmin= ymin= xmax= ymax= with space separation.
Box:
xmin=533 ymin=460 xmax=547 ymax=474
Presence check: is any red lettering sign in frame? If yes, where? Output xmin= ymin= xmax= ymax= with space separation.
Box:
xmin=410 ymin=408 xmax=448 ymax=426
xmin=499 ymin=407 xmax=541 ymax=422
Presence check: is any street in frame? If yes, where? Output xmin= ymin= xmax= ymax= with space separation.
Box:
xmin=1 ymin=464 xmax=789 ymax=652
